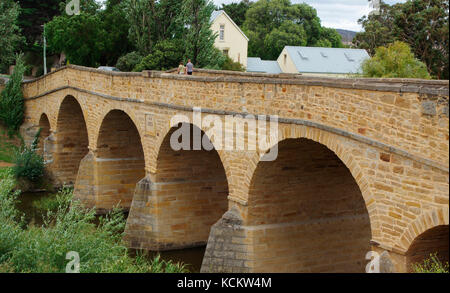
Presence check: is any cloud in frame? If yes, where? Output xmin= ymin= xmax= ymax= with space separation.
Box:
xmin=213 ymin=0 xmax=407 ymax=32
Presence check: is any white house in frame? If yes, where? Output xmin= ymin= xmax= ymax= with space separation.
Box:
xmin=210 ymin=10 xmax=249 ymax=68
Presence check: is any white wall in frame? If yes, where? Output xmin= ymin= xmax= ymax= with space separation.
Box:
xmin=211 ymin=13 xmax=248 ymax=68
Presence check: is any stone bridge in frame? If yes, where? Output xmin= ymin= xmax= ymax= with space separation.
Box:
xmin=17 ymin=65 xmax=449 ymax=273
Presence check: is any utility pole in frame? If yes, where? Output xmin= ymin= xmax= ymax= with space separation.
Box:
xmin=42 ymin=24 xmax=47 ymax=75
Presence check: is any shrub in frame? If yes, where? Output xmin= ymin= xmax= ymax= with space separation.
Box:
xmin=412 ymin=253 xmax=449 ymax=273
xmin=115 ymin=51 xmax=143 ymax=72
xmin=362 ymin=41 xmax=431 ymax=79
xmin=220 ymin=55 xmax=245 ymax=72
xmin=32 ymin=186 xmax=73 ymax=212
xmin=0 ymin=178 xmax=188 ymax=273
xmin=134 ymin=40 xmax=184 ymax=72
xmin=0 ymin=54 xmax=25 ymax=137
xmin=12 ymin=129 xmax=44 ymax=183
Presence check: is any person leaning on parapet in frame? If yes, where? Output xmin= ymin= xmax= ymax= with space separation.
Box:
xmin=186 ymin=59 xmax=194 ymax=75
xmin=177 ymin=61 xmax=185 ymax=75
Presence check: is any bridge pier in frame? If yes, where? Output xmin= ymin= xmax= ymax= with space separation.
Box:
xmin=73 ymin=150 xmax=146 ymax=212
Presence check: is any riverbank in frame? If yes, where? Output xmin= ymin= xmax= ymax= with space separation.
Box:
xmin=0 ymin=167 xmax=189 ymax=273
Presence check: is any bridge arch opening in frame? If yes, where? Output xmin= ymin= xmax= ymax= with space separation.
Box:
xmin=154 ymin=122 xmax=229 ymax=249
xmin=37 ymin=113 xmax=50 ymax=155
xmin=247 ymin=138 xmax=372 ymax=272
xmin=406 ymin=225 xmax=449 ymax=272
xmin=54 ymin=96 xmax=89 ymax=185
xmin=95 ymin=110 xmax=146 ymax=211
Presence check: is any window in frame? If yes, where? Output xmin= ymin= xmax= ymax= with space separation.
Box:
xmin=284 ymin=54 xmax=287 ymax=65
xmin=219 ymin=24 xmax=225 ymax=41
xmin=223 ymin=49 xmax=229 ymax=56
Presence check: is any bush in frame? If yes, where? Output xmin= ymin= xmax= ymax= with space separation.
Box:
xmin=0 ymin=173 xmax=188 ymax=273
xmin=32 ymin=186 xmax=73 ymax=212
xmin=115 ymin=51 xmax=143 ymax=72
xmin=134 ymin=40 xmax=184 ymax=72
xmin=362 ymin=41 xmax=431 ymax=79
xmin=412 ymin=253 xmax=449 ymax=273
xmin=0 ymin=54 xmax=25 ymax=137
xmin=220 ymin=55 xmax=245 ymax=72
xmin=12 ymin=129 xmax=44 ymax=183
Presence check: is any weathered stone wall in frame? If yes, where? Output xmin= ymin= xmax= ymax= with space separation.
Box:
xmin=20 ymin=65 xmax=449 ymax=272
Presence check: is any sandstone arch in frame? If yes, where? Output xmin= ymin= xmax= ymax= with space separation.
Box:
xmin=244 ymin=137 xmax=372 ymax=272
xmin=52 ymin=95 xmax=89 ymax=185
xmin=125 ymin=122 xmax=229 ymax=251
xmin=94 ymin=110 xmax=146 ymax=210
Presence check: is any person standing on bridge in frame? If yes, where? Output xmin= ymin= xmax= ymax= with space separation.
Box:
xmin=177 ymin=61 xmax=185 ymax=75
xmin=186 ymin=59 xmax=194 ymax=75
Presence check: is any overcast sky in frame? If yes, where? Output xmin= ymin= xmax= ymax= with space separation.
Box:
xmin=213 ymin=0 xmax=407 ymax=31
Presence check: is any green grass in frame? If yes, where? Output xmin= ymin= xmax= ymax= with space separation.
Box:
xmin=0 ymin=170 xmax=189 ymax=273
xmin=0 ymin=129 xmax=19 ymax=163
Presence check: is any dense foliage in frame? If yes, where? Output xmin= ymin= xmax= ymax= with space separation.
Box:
xmin=13 ymin=129 xmax=45 ymax=183
xmin=354 ymin=0 xmax=448 ymax=79
xmin=219 ymin=0 xmax=253 ymax=27
xmin=0 ymin=170 xmax=188 ymax=273
xmin=412 ymin=253 xmax=449 ymax=273
xmin=0 ymin=55 xmax=25 ymax=137
xmin=181 ymin=0 xmax=225 ymax=68
xmin=361 ymin=41 xmax=431 ymax=79
xmin=116 ymin=52 xmax=144 ymax=72
xmin=243 ymin=0 xmax=343 ymax=60
xmin=134 ymin=40 xmax=184 ymax=72
xmin=0 ymin=0 xmax=25 ymax=73
xmin=17 ymin=0 xmax=65 ymax=52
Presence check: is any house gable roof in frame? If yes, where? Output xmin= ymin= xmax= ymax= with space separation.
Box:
xmin=284 ymin=46 xmax=370 ymax=74
xmin=210 ymin=10 xmax=249 ymax=41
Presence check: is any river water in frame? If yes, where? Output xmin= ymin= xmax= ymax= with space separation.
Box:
xmin=16 ymin=192 xmax=206 ymax=272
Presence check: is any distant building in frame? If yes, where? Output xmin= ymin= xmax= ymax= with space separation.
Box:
xmin=210 ymin=10 xmax=249 ymax=68
xmin=247 ymin=57 xmax=282 ymax=74
xmin=247 ymin=46 xmax=370 ymax=77
xmin=277 ymin=46 xmax=370 ymax=77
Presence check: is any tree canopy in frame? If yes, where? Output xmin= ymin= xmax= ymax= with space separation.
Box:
xmin=361 ymin=41 xmax=431 ymax=79
xmin=243 ymin=0 xmax=343 ymax=60
xmin=354 ymin=0 xmax=448 ymax=79
xmin=0 ymin=0 xmax=25 ymax=73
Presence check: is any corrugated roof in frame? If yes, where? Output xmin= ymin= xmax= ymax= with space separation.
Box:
xmin=210 ymin=10 xmax=249 ymax=41
xmin=247 ymin=57 xmax=282 ymax=74
xmin=284 ymin=46 xmax=369 ymax=74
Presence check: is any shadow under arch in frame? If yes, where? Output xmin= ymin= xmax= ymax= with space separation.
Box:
xmin=95 ymin=109 xmax=146 ymax=210
xmin=37 ymin=113 xmax=51 ymax=155
xmin=405 ymin=225 xmax=449 ymax=272
xmin=53 ymin=95 xmax=89 ymax=185
xmin=246 ymin=137 xmax=372 ymax=272
xmin=152 ymin=122 xmax=229 ymax=249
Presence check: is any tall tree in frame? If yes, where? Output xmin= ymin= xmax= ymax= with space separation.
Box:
xmin=354 ymin=0 xmax=449 ymax=79
xmin=220 ymin=0 xmax=253 ymax=27
xmin=243 ymin=0 xmax=343 ymax=60
xmin=0 ymin=54 xmax=25 ymax=136
xmin=100 ymin=0 xmax=134 ymax=66
xmin=17 ymin=0 xmax=64 ymax=52
xmin=124 ymin=0 xmax=183 ymax=55
xmin=0 ymin=0 xmax=25 ymax=73
xmin=180 ymin=0 xmax=223 ymax=67
xmin=45 ymin=13 xmax=107 ymax=67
